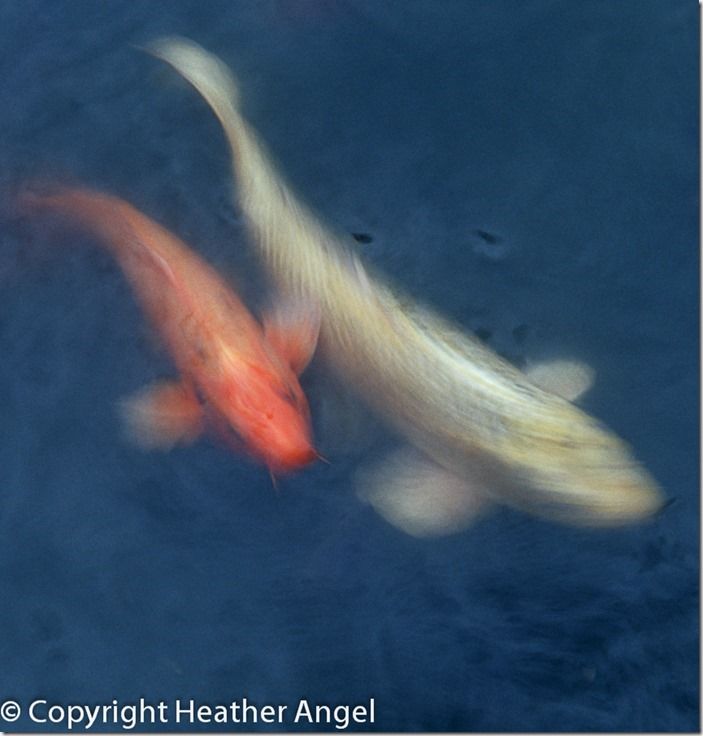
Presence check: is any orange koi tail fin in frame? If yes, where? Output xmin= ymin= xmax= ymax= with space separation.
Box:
xmin=17 ymin=184 xmax=133 ymax=252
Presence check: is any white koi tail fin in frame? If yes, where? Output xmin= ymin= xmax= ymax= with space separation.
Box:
xmin=147 ymin=36 xmax=341 ymax=303
xmin=148 ymin=37 xmax=241 ymax=141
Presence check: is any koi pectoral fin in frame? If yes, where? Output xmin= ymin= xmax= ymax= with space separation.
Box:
xmin=119 ymin=380 xmax=204 ymax=450
xmin=525 ymin=359 xmax=595 ymax=402
xmin=262 ymin=298 xmax=321 ymax=375
xmin=355 ymin=448 xmax=490 ymax=538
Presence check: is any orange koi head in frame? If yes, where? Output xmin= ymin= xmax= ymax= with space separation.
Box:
xmin=213 ymin=363 xmax=317 ymax=473
xmin=190 ymin=298 xmax=320 ymax=473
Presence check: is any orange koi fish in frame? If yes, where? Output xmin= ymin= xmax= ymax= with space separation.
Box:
xmin=21 ymin=187 xmax=320 ymax=472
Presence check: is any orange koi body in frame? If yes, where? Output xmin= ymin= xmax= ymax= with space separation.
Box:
xmin=22 ymin=187 xmax=319 ymax=472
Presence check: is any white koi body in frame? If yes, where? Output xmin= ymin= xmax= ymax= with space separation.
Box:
xmin=151 ymin=38 xmax=663 ymax=530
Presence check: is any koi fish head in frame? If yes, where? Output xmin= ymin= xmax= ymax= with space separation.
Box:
xmin=503 ymin=404 xmax=664 ymax=525
xmin=214 ymin=364 xmax=317 ymax=473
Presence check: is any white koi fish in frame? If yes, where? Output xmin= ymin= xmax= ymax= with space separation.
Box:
xmin=148 ymin=37 xmax=664 ymax=535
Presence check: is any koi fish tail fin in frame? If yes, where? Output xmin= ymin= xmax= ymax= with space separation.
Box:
xmin=148 ymin=37 xmax=340 ymax=301
xmin=148 ymin=37 xmax=241 ymax=138
xmin=16 ymin=185 xmax=141 ymax=261
xmin=18 ymin=186 xmax=114 ymax=237
xmin=16 ymin=185 xmax=68 ymax=219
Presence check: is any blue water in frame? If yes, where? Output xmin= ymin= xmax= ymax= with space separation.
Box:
xmin=0 ymin=1 xmax=698 ymax=732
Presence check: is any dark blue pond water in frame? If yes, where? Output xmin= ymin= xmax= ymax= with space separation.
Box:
xmin=0 ymin=1 xmax=698 ymax=732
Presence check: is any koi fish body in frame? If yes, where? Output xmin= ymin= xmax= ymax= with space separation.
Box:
xmin=22 ymin=187 xmax=319 ymax=473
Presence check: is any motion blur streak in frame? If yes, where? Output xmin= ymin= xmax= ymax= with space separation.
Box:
xmin=21 ymin=186 xmax=319 ymax=473
xmin=150 ymin=38 xmax=664 ymax=532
